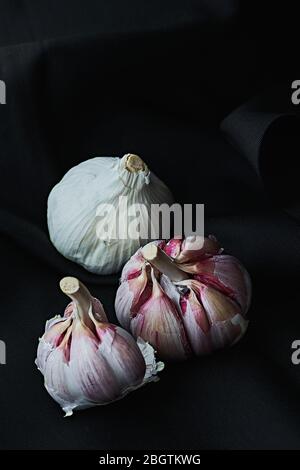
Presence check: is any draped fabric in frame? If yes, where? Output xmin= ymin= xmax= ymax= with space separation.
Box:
xmin=0 ymin=0 xmax=299 ymax=449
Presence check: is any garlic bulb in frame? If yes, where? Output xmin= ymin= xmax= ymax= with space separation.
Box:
xmin=36 ymin=277 xmax=163 ymax=416
xmin=47 ymin=154 xmax=174 ymax=274
xmin=115 ymin=236 xmax=251 ymax=360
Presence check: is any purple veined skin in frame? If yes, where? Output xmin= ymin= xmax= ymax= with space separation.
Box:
xmin=36 ymin=277 xmax=163 ymax=416
xmin=115 ymin=236 xmax=251 ymax=361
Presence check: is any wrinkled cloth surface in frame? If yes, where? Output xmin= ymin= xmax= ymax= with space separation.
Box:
xmin=0 ymin=0 xmax=299 ymax=450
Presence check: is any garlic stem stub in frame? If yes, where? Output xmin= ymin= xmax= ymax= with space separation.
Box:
xmin=125 ymin=153 xmax=148 ymax=173
xmin=142 ymin=244 xmax=188 ymax=282
xmin=36 ymin=277 xmax=163 ymax=416
xmin=59 ymin=277 xmax=94 ymax=327
xmin=47 ymin=153 xmax=174 ymax=275
xmin=115 ymin=236 xmax=252 ymax=361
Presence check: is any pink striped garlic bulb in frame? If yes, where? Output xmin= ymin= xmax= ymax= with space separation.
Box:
xmin=36 ymin=277 xmax=163 ymax=416
xmin=115 ymin=236 xmax=251 ymax=361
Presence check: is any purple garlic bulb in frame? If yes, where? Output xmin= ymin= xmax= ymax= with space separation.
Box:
xmin=115 ymin=236 xmax=251 ymax=361
xmin=36 ymin=277 xmax=163 ymax=416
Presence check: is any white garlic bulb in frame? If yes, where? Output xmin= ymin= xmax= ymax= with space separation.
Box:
xmin=47 ymin=154 xmax=174 ymax=275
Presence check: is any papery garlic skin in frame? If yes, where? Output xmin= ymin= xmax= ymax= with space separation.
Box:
xmin=47 ymin=154 xmax=174 ymax=275
xmin=115 ymin=237 xmax=251 ymax=360
xmin=36 ymin=277 xmax=163 ymax=416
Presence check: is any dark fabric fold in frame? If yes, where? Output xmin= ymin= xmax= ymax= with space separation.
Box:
xmin=221 ymin=86 xmax=300 ymax=219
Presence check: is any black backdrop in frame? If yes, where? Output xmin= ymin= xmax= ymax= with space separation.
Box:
xmin=1 ymin=0 xmax=300 ymax=450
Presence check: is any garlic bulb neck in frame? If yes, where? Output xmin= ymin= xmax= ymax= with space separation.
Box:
xmin=141 ymin=244 xmax=188 ymax=282
xmin=60 ymin=277 xmax=94 ymax=327
xmin=124 ymin=153 xmax=147 ymax=173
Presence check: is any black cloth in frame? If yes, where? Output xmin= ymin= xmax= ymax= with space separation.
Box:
xmin=0 ymin=0 xmax=300 ymax=450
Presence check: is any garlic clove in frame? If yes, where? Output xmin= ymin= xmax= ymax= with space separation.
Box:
xmin=179 ymin=282 xmax=210 ymax=335
xmin=43 ymin=326 xmax=77 ymax=413
xmin=115 ymin=264 xmax=152 ymax=330
xmin=199 ymin=283 xmax=248 ymax=348
xmin=130 ymin=269 xmax=191 ymax=361
xmin=176 ymin=279 xmax=248 ymax=354
xmin=163 ymin=235 xmax=249 ymax=311
xmin=174 ymin=279 xmax=248 ymax=354
xmin=36 ymin=317 xmax=72 ymax=373
xmin=193 ymin=255 xmax=252 ymax=314
xmin=43 ymin=316 xmax=71 ymax=345
xmin=68 ymin=320 xmax=123 ymax=406
xmin=44 ymin=349 xmax=74 ymax=414
xmin=178 ymin=285 xmax=212 ymax=355
xmin=174 ymin=235 xmax=222 ymax=265
xmin=199 ymin=283 xmax=241 ymax=323
xmin=120 ymin=248 xmax=146 ymax=282
xmin=209 ymin=314 xmax=248 ymax=350
xmin=90 ymin=317 xmax=146 ymax=390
